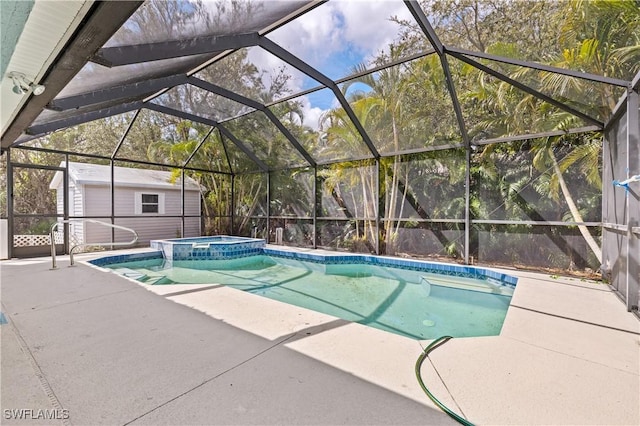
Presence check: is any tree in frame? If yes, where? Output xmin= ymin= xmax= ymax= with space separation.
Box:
xmin=395 ymin=0 xmax=563 ymax=59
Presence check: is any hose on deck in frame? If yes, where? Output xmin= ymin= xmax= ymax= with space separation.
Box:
xmin=415 ymin=336 xmax=475 ymax=426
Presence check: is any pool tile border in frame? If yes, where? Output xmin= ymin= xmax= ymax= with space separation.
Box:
xmin=90 ymin=246 xmax=517 ymax=289
xmin=89 ymin=250 xmax=163 ymax=267
xmin=150 ymin=236 xmax=265 ymax=261
xmin=262 ymin=248 xmax=517 ymax=288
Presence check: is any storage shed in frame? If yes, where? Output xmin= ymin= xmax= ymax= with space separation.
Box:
xmin=50 ymin=162 xmax=201 ymax=245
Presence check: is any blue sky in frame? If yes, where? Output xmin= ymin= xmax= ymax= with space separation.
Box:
xmin=258 ymin=0 xmax=415 ymax=128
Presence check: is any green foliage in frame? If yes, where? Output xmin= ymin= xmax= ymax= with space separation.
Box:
xmin=7 ymin=0 xmax=635 ymax=273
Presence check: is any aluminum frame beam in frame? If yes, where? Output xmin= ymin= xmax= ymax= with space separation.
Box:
xmin=26 ymin=101 xmax=145 ymax=136
xmin=91 ymin=2 xmax=324 ymax=69
xmin=403 ymin=1 xmax=470 ymax=149
xmin=473 ymin=126 xmax=602 ymax=146
xmin=626 ymin=90 xmax=639 ymax=311
xmin=633 ymin=70 xmax=640 ymax=90
xmin=9 ymin=146 xmax=238 ymax=178
xmin=184 ymin=127 xmax=216 ymax=167
xmin=262 ymin=108 xmax=316 ymax=166
xmin=607 ymin=70 xmax=640 ymax=131
xmin=219 ymin=128 xmax=234 ymax=174
xmin=8 ymin=133 xmax=48 ymax=147
xmin=464 ymin=147 xmax=471 ymax=262
xmin=92 ymin=32 xmax=261 ymax=67
xmin=440 ymin=55 xmax=471 ymax=148
xmin=403 ymin=1 xmax=443 ymax=55
xmin=11 ymin=144 xmax=109 ymax=161
xmin=48 ymin=74 xmax=189 ymax=111
xmin=112 ymin=109 xmax=141 ymax=159
xmin=382 ymin=143 xmax=466 ymax=157
xmin=448 ymin=47 xmax=631 ymax=88
xmin=261 ymin=49 xmax=437 ymax=109
xmin=110 ymin=155 xmax=233 ymax=175
xmin=216 ymin=124 xmax=269 ymax=173
xmin=188 ymin=77 xmax=263 ymax=110
xmin=145 ymin=103 xmax=268 ymax=172
xmin=259 ymin=37 xmax=380 ymax=159
xmin=6 ymin=150 xmax=12 ymax=258
xmin=145 ymin=102 xmax=218 ymax=127
xmin=187 ymin=77 xmax=316 ymax=166
xmin=1 ymin=1 xmax=144 ymax=149
xmin=334 ymin=50 xmax=437 ymax=85
xmin=404 ymin=0 xmax=472 ymax=262
xmin=450 ymin=51 xmax=604 ymax=128
xmin=607 ymin=91 xmax=630 ymax=131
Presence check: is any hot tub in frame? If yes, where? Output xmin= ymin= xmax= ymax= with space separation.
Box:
xmin=150 ymin=236 xmax=265 ymax=261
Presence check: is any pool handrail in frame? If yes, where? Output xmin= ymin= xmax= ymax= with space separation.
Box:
xmin=50 ymin=220 xmax=138 ymax=269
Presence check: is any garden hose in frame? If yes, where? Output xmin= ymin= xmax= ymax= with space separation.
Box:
xmin=415 ymin=336 xmax=475 ymax=426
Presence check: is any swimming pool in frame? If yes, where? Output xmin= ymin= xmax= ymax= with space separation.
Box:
xmin=93 ymin=247 xmax=517 ymax=340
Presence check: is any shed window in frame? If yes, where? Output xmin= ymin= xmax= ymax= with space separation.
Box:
xmin=135 ymin=192 xmax=165 ymax=214
xmin=141 ymin=194 xmax=159 ymax=213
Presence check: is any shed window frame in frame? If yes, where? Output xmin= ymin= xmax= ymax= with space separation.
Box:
xmin=135 ymin=192 xmax=165 ymax=215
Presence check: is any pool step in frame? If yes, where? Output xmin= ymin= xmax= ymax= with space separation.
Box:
xmin=114 ymin=268 xmax=173 ymax=285
xmin=141 ymin=275 xmax=164 ymax=284
xmin=138 ymin=270 xmax=174 ymax=285
xmin=114 ymin=268 xmax=147 ymax=281
xmin=421 ymin=276 xmax=514 ymax=296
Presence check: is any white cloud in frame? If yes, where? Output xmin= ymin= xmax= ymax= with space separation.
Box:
xmin=246 ymin=46 xmax=307 ymax=94
xmin=269 ymin=0 xmax=411 ymax=68
xmin=337 ymin=0 xmax=413 ymax=62
xmin=302 ymin=105 xmax=325 ymax=130
xmin=244 ymin=1 xmax=416 ymax=110
xmin=298 ymin=95 xmax=326 ymax=131
xmin=268 ymin=3 xmax=344 ymax=65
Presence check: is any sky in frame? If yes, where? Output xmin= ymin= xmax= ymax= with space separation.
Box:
xmin=253 ymin=0 xmax=416 ymax=129
xmin=93 ymin=0 xmax=419 ymax=131
xmin=122 ymin=0 xmax=418 ymax=131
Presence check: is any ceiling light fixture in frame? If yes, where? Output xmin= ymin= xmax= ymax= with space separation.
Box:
xmin=8 ymin=71 xmax=45 ymax=96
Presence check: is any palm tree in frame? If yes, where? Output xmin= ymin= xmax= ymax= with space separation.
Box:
xmin=462 ymin=57 xmax=604 ymax=262
xmin=336 ymin=63 xmax=413 ymax=253
xmin=319 ymin=98 xmax=379 ymax=249
xmin=502 ymin=0 xmax=639 ymax=263
xmin=558 ymin=0 xmax=640 ymax=83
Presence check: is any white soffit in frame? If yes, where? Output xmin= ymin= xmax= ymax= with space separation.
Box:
xmin=1 ymin=0 xmax=94 ymax=135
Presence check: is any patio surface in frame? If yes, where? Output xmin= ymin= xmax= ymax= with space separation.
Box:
xmin=1 ymin=247 xmax=639 ymax=425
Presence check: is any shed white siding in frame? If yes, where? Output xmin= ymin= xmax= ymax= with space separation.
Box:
xmin=83 ymin=184 xmax=111 ymax=216
xmin=70 ymin=183 xmax=83 ymax=242
xmin=55 ymin=185 xmax=64 ymax=218
xmin=55 ymin=181 xmax=84 ymax=242
xmin=85 ymin=185 xmax=200 ymax=244
xmin=50 ymin=162 xmax=202 ymax=246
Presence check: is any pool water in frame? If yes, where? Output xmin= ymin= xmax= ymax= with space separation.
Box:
xmin=103 ymin=255 xmax=513 ymax=340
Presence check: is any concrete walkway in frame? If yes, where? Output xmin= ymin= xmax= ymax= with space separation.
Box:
xmin=1 ymin=250 xmax=639 ymax=425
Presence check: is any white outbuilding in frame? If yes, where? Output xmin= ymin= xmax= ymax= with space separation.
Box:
xmin=49 ymin=162 xmax=201 ymax=246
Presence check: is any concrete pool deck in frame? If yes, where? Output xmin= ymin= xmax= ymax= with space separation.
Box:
xmin=1 ymin=247 xmax=639 ymax=425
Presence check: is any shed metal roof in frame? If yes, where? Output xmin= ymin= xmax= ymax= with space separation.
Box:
xmin=49 ymin=161 xmax=201 ymax=191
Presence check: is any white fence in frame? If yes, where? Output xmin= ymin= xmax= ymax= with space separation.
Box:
xmin=13 ymin=233 xmax=64 ymax=247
